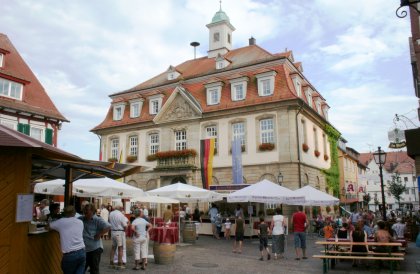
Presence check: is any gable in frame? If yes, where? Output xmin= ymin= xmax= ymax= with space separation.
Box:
xmin=153 ymin=86 xmax=202 ymax=124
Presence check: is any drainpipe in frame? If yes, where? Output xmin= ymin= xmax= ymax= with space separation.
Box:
xmin=295 ymin=101 xmax=304 ymax=188
xmin=96 ymin=134 xmax=102 ymax=161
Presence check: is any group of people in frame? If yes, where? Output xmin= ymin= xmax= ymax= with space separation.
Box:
xmin=48 ymin=201 xmax=152 ymax=274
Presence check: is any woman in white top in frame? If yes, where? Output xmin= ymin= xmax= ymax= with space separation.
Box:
xmin=270 ymin=207 xmax=287 ymax=259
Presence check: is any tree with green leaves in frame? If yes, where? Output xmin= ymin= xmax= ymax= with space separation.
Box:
xmin=362 ymin=192 xmax=371 ymax=209
xmin=388 ymin=172 xmax=407 ymax=210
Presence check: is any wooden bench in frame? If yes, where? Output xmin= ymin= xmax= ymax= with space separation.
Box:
xmin=314 ymin=241 xmax=404 ymax=274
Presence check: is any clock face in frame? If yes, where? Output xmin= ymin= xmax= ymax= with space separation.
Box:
xmin=213 ymin=32 xmax=220 ymax=42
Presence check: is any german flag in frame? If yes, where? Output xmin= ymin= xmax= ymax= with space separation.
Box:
xmin=200 ymin=139 xmax=215 ymax=189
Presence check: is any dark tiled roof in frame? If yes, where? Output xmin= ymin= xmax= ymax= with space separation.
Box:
xmin=358 ymin=151 xmax=415 ymax=174
xmin=0 ymin=33 xmax=68 ymax=122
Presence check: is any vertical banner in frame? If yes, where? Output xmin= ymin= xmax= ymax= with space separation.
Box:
xmin=200 ymin=139 xmax=215 ymax=189
xmin=232 ymin=138 xmax=243 ymax=184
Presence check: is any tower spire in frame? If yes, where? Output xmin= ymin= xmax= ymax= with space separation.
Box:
xmin=219 ymin=0 xmax=222 ymax=11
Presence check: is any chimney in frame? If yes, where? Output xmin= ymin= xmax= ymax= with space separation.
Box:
xmin=249 ymin=37 xmax=256 ymax=46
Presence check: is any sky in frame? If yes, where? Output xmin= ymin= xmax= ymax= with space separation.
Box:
xmin=1 ymin=0 xmax=419 ymax=160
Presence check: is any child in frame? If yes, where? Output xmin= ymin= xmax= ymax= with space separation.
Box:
xmin=224 ymin=218 xmax=232 ymax=240
xmin=323 ymin=219 xmax=334 ymax=239
xmin=257 ymin=216 xmax=271 ymax=261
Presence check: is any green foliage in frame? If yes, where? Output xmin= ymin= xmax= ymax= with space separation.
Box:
xmin=363 ymin=193 xmax=371 ymax=205
xmin=321 ymin=124 xmax=340 ymax=197
xmin=388 ymin=172 xmax=407 ymax=209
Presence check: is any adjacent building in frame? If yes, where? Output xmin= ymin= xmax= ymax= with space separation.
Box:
xmin=91 ymin=7 xmax=340 ymax=215
xmin=0 ymin=34 xmax=68 ymax=145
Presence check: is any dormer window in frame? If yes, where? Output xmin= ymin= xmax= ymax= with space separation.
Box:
xmin=113 ymin=103 xmax=125 ymax=121
xmin=166 ymin=65 xmax=180 ymax=81
xmin=0 ymin=53 xmax=3 ymax=67
xmin=323 ymin=105 xmax=330 ymax=120
xmin=205 ymin=81 xmax=222 ymax=105
xmin=315 ymin=98 xmax=322 ymax=113
xmin=292 ymin=76 xmax=302 ymax=97
xmin=149 ymin=94 xmax=163 ymax=115
xmin=0 ymin=78 xmax=23 ymax=100
xmin=215 ymin=54 xmax=229 ymax=70
xmin=305 ymin=88 xmax=313 ymax=107
xmin=229 ymin=76 xmax=248 ymax=101
xmin=255 ymin=71 xmax=276 ymax=97
xmin=129 ymin=99 xmax=144 ymax=118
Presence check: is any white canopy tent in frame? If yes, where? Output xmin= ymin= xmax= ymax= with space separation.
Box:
xmin=226 ymin=179 xmax=305 ymax=204
xmin=34 ymin=178 xmax=146 ymax=198
xmin=147 ymin=182 xmax=223 ymax=203
xmin=130 ymin=195 xmax=180 ymax=204
xmin=291 ymin=185 xmax=340 ymax=206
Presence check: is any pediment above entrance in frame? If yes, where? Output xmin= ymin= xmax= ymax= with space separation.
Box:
xmin=153 ymin=86 xmax=202 ymax=124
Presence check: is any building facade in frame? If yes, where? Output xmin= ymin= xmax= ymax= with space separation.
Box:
xmin=91 ymin=8 xmax=339 ymax=214
xmin=0 ymin=34 xmax=67 ymax=145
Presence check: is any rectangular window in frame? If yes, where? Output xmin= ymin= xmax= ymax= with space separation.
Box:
xmin=130 ymin=103 xmax=140 ymax=118
xmin=113 ymin=106 xmax=123 ymax=120
xmin=149 ymin=134 xmax=159 ymax=154
xmin=209 ymin=89 xmax=219 ymax=105
xmin=232 ymin=122 xmax=245 ymax=146
xmin=260 ymin=118 xmax=274 ymax=144
xmin=0 ymin=78 xmax=23 ymax=100
xmin=205 ymin=125 xmax=218 ymax=149
xmin=234 ymin=84 xmax=244 ymax=100
xmin=0 ymin=119 xmax=17 ymax=130
xmin=175 ymin=130 xmax=187 ymax=151
xmin=0 ymin=53 xmax=3 ymax=67
xmin=129 ymin=136 xmax=138 ymax=156
xmin=301 ymin=119 xmax=307 ymax=144
xmin=151 ymin=100 xmax=159 ymax=114
xmin=111 ymin=139 xmax=119 ymax=159
xmin=412 ymin=189 xmax=416 ymax=195
xmin=313 ymin=127 xmax=318 ymax=151
xmin=262 ymin=79 xmax=271 ymax=95
xmin=30 ymin=127 xmax=43 ymax=141
xmin=322 ymin=134 xmax=327 ymax=154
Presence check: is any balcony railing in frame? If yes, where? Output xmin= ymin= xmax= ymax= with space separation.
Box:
xmin=155 ymin=155 xmax=197 ymax=170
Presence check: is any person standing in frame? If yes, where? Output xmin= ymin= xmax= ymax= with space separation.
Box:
xmin=257 ymin=216 xmax=271 ymax=261
xmin=192 ymin=207 xmax=202 ymax=239
xmin=49 ymin=205 xmax=86 ymax=274
xmin=208 ymin=203 xmax=219 ymax=239
xmin=109 ymin=203 xmax=128 ymax=270
xmin=292 ymin=205 xmax=308 ymax=260
xmin=391 ymin=218 xmax=406 ymax=239
xmin=235 ymin=204 xmax=244 ymax=219
xmin=131 ymin=209 xmax=152 ymax=270
xmin=271 ymin=207 xmax=286 ymax=259
xmin=100 ymin=204 xmax=110 ymax=240
xmin=80 ymin=204 xmax=111 ymax=274
xmin=142 ymin=204 xmax=149 ymax=222
xmin=233 ymin=216 xmax=244 ymax=253
xmin=39 ymin=199 xmax=50 ymax=221
xmin=163 ymin=205 xmax=173 ymax=223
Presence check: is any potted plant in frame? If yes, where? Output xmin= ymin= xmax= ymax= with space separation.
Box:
xmin=258 ymin=143 xmax=275 ymax=151
xmin=314 ymin=150 xmax=320 ymax=157
xmin=126 ymin=155 xmax=137 ymax=163
xmin=302 ymin=143 xmax=309 ymax=152
xmin=146 ymin=154 xmax=157 ymax=161
xmin=324 ymin=154 xmax=329 ymax=161
xmin=108 ymin=157 xmax=118 ymax=162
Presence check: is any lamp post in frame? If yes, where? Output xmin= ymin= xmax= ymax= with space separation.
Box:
xmin=373 ymin=146 xmax=387 ymax=221
xmin=277 ymin=172 xmax=283 ymax=186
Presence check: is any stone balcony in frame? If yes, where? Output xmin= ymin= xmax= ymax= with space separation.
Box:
xmin=155 ymin=155 xmax=197 ymax=170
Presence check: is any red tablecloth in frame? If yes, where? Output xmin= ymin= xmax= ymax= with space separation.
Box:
xmin=253 ymin=221 xmax=272 ymax=230
xmin=150 ymin=227 xmax=179 ymax=244
xmin=150 ymin=217 xmax=163 ymax=224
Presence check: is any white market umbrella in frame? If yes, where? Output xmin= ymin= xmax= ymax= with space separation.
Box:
xmin=226 ymin=179 xmax=305 ymax=204
xmin=34 ymin=178 xmax=146 ymax=198
xmin=131 ymin=194 xmax=180 ymax=204
xmin=147 ymin=182 xmax=223 ymax=203
xmin=292 ymin=185 xmax=340 ymax=206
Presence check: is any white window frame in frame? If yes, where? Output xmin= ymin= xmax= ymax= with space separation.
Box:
xmin=129 ymin=135 xmax=138 ymax=156
xmin=129 ymin=99 xmax=143 ymax=118
xmin=149 ymin=133 xmax=160 ymax=154
xmin=230 ymin=77 xmax=248 ymax=101
xmin=205 ymin=82 xmax=222 ymax=105
xmin=110 ymin=138 xmax=119 ymax=159
xmin=113 ymin=103 xmax=125 ymax=121
xmin=292 ymin=76 xmax=302 ymax=97
xmin=232 ymin=122 xmax=245 ymax=146
xmin=175 ymin=130 xmax=187 ymax=151
xmin=0 ymin=119 xmax=17 ymax=130
xmin=0 ymin=53 xmax=3 ymax=67
xmin=30 ymin=126 xmax=44 ymax=142
xmin=0 ymin=78 xmax=23 ymax=100
xmin=149 ymin=95 xmax=163 ymax=115
xmin=323 ymin=105 xmax=330 ymax=120
xmin=205 ymin=125 xmax=218 ymax=149
xmin=256 ymin=71 xmax=276 ymax=97
xmin=305 ymin=88 xmax=313 ymax=107
xmin=260 ymin=118 xmax=274 ymax=144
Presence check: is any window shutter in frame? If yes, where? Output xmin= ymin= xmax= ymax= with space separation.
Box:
xmin=45 ymin=128 xmax=53 ymax=145
xmin=18 ymin=123 xmax=30 ymax=135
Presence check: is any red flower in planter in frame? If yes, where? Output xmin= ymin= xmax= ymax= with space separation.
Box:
xmin=324 ymin=154 xmax=329 ymax=161
xmin=126 ymin=155 xmax=137 ymax=163
xmin=302 ymin=143 xmax=309 ymax=152
xmin=314 ymin=150 xmax=320 ymax=157
xmin=259 ymin=143 xmax=275 ymax=151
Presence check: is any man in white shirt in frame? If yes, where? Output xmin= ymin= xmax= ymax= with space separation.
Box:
xmin=142 ymin=204 xmax=149 ymax=221
xmin=391 ymin=218 xmax=406 ymax=238
xmin=109 ymin=203 xmax=128 ymax=269
xmin=49 ymin=205 xmax=85 ymax=274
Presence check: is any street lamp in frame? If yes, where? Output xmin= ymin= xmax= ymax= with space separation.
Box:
xmin=277 ymin=172 xmax=283 ymax=186
xmin=373 ymin=146 xmax=387 ymax=221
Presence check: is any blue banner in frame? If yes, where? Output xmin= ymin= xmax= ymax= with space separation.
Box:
xmin=232 ymin=138 xmax=243 ymax=184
